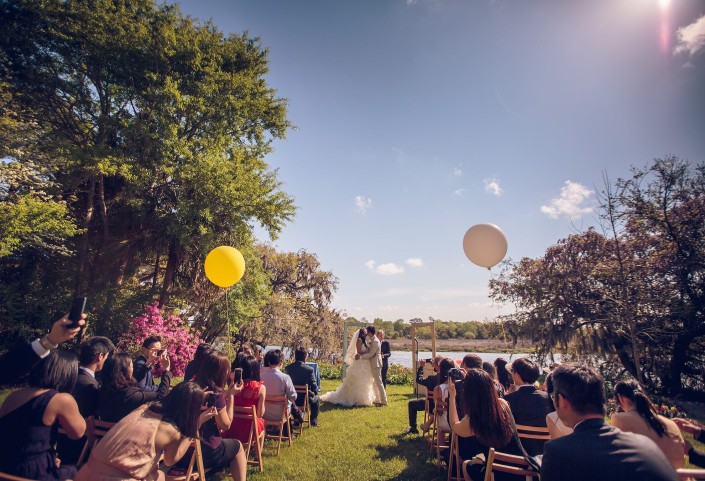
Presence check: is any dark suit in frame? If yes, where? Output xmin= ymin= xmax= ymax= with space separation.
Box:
xmin=97 ymin=370 xmax=172 ymax=422
xmin=689 ymin=430 xmax=705 ymax=468
xmin=0 ymin=341 xmax=42 ymax=385
xmin=408 ymin=367 xmax=438 ymax=429
xmin=285 ymin=361 xmax=320 ymax=425
xmin=132 ymin=354 xmax=158 ymax=392
xmin=504 ymin=385 xmax=550 ymax=456
xmin=541 ymin=418 xmax=678 ymax=481
xmin=57 ymin=368 xmax=101 ymax=464
xmin=380 ymin=340 xmax=391 ymax=387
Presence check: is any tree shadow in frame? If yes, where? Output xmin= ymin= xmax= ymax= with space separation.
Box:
xmin=374 ymin=432 xmax=445 ymax=481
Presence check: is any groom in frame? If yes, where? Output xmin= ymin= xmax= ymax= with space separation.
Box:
xmin=356 ymin=326 xmax=387 ymax=406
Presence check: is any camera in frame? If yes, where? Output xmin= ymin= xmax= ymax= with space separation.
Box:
xmin=448 ymin=368 xmax=463 ymax=381
xmin=205 ymin=393 xmax=216 ymax=407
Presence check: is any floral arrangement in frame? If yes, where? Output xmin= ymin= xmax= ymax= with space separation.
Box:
xmin=118 ymin=302 xmax=202 ymax=378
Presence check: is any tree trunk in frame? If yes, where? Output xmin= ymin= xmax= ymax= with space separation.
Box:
xmin=667 ymin=334 xmax=692 ymax=395
xmin=73 ymin=176 xmax=96 ymax=296
xmin=159 ymin=240 xmax=179 ymax=307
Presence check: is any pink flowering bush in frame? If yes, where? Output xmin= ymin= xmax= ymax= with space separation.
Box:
xmin=118 ymin=303 xmax=202 ymax=378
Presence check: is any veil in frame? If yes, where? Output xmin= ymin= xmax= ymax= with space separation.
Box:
xmin=343 ymin=329 xmax=363 ymax=366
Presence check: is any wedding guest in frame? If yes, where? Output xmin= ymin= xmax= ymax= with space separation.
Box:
xmin=611 ymin=379 xmax=685 ymax=469
xmin=378 ymin=330 xmax=391 ymax=387
xmin=454 ymin=354 xmax=483 ymax=418
xmin=494 ymin=357 xmax=513 ymax=393
xmin=254 ymin=346 xmax=263 ymax=365
xmin=482 ymin=361 xmax=506 ymax=398
xmin=285 ymin=348 xmax=320 ymax=427
xmin=0 ymin=314 xmax=86 ymax=385
xmin=261 ymin=349 xmax=302 ymax=425
xmin=504 ymin=357 xmax=550 ymax=455
xmin=673 ymin=419 xmax=705 ymax=468
xmin=75 ymin=381 xmax=216 ymax=481
xmin=183 ymin=343 xmax=211 ymax=381
xmin=0 ymin=349 xmax=86 ymax=480
xmin=132 ymin=335 xmax=163 ymax=391
xmin=406 ymin=356 xmax=440 ymax=434
xmin=427 ymin=358 xmax=454 ymax=442
xmin=97 ymin=352 xmax=172 ymax=423
xmin=544 ymin=372 xmax=572 ymax=439
xmin=541 ymin=363 xmax=678 ymax=481
xmin=448 ymin=369 xmax=530 ymax=481
xmin=223 ymin=355 xmax=266 ymax=442
xmin=178 ymin=349 xmax=247 ymax=480
xmin=57 ymin=335 xmax=115 ymax=464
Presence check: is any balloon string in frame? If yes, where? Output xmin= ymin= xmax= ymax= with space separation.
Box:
xmin=226 ymin=289 xmax=232 ymax=358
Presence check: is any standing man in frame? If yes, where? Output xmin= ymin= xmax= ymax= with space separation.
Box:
xmin=285 ymin=348 xmax=321 ymax=427
xmin=356 ymin=326 xmax=387 ymax=406
xmin=378 ymin=330 xmax=391 ymax=387
xmin=133 ymin=335 xmax=163 ymax=391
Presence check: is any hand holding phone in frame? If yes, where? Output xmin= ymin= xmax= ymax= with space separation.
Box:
xmin=67 ymin=297 xmax=87 ymax=329
xmin=232 ymin=368 xmax=243 ymax=385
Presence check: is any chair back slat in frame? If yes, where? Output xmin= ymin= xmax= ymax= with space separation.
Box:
xmin=482 ymin=448 xmax=539 ymax=481
xmin=678 ymin=468 xmax=705 ymax=480
xmin=515 ymin=424 xmax=551 ymax=441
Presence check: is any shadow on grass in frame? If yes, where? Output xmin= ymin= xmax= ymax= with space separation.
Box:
xmin=375 ymin=432 xmax=445 ymax=481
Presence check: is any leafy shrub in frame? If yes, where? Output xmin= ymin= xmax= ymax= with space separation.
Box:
xmin=315 ymin=361 xmax=412 ymax=385
xmin=317 ymin=361 xmax=343 ymax=380
xmin=118 ymin=302 xmax=202 ymax=377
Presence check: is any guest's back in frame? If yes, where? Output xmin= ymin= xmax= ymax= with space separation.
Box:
xmin=611 ymin=410 xmax=685 ymax=469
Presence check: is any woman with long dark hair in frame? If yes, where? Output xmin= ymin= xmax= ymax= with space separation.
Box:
xmin=183 ymin=343 xmax=212 ymax=381
xmin=97 ymin=352 xmax=171 ymax=422
xmin=494 ymin=357 xmax=513 ymax=393
xmin=75 ymin=381 xmax=215 ymax=481
xmin=179 ymin=349 xmax=247 ymax=481
xmin=0 ymin=350 xmax=86 ymax=480
xmin=611 ymin=379 xmax=684 ymax=468
xmin=448 ymin=368 xmax=527 ymax=481
xmin=223 ymin=355 xmax=266 ymax=443
xmin=422 ymin=358 xmax=454 ymax=437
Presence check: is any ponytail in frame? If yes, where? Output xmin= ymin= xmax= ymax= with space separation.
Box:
xmin=615 ymin=380 xmax=666 ymax=437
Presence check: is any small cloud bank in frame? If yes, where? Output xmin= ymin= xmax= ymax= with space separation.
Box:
xmin=365 ymin=260 xmax=376 ymax=270
xmin=674 ymin=14 xmax=705 ymax=62
xmin=355 ymin=195 xmax=372 ymax=214
xmin=483 ymin=177 xmax=503 ymax=196
xmin=453 ymin=188 xmax=466 ymax=196
xmin=376 ymin=263 xmax=405 ymax=276
xmin=540 ymin=181 xmax=593 ymax=219
xmin=405 ymin=257 xmax=424 ymax=268
xmin=453 ymin=166 xmax=463 ymax=177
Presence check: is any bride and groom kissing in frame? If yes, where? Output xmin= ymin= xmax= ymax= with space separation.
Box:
xmin=321 ymin=326 xmax=388 ymax=407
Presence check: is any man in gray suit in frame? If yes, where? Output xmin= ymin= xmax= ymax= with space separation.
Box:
xmin=356 ymin=326 xmax=387 ymax=406
xmin=541 ymin=363 xmax=678 ymax=481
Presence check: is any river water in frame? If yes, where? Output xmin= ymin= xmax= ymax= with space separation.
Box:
xmin=388 ymin=351 xmax=532 ymax=369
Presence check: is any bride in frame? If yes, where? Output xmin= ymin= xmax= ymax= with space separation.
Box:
xmin=321 ymin=328 xmax=376 ymax=407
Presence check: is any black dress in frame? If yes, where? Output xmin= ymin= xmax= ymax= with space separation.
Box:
xmin=0 ymin=390 xmax=76 ymax=480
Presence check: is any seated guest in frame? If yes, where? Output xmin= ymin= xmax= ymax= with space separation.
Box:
xmin=0 ymin=350 xmax=86 ymax=480
xmin=544 ymin=372 xmax=572 ymax=439
xmin=261 ymin=349 xmax=301 ymax=425
xmin=57 ymin=335 xmax=115 ymax=465
xmin=673 ymin=419 xmax=705 ymax=468
xmin=448 ymin=369 xmax=530 ymax=481
xmin=223 ymin=355 xmax=266 ymax=442
xmin=285 ymin=348 xmax=321 ymax=427
xmin=482 ymin=361 xmax=506 ymax=398
xmin=177 ymin=349 xmax=247 ymax=480
xmin=504 ymin=357 xmax=550 ymax=455
xmin=132 ymin=335 xmax=163 ymax=391
xmin=428 ymin=358 xmax=454 ymax=443
xmin=406 ymin=356 xmax=440 ymax=434
xmin=97 ymin=352 xmax=172 ymax=423
xmin=75 ymin=381 xmax=216 ymax=481
xmin=0 ymin=314 xmax=85 ymax=385
xmin=611 ymin=379 xmax=685 ymax=469
xmin=454 ymin=354 xmax=484 ymax=417
xmin=183 ymin=343 xmax=211 ymax=381
xmin=494 ymin=357 xmax=513 ymax=393
xmin=541 ymin=363 xmax=678 ymax=481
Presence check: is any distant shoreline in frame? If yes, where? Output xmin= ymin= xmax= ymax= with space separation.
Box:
xmin=387 ymin=338 xmax=533 ymax=353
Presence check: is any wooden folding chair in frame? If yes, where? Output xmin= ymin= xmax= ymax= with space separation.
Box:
xmin=678 ymin=469 xmax=705 ymax=480
xmin=515 ymin=423 xmax=550 ymax=456
xmin=447 ymin=432 xmax=463 ymax=481
xmin=423 ymin=390 xmax=435 ymax=440
xmin=263 ymin=395 xmax=293 ymax=456
xmin=467 ymin=447 xmax=539 ymax=481
xmin=293 ymin=384 xmax=311 ymax=434
xmin=431 ymin=399 xmax=451 ymax=467
xmin=0 ymin=472 xmax=38 ymax=481
xmin=164 ymin=438 xmax=207 ymax=481
xmin=231 ymin=405 xmax=264 ymax=472
xmin=75 ymin=417 xmax=116 ymax=466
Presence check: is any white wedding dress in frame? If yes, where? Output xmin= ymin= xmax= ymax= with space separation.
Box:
xmin=321 ymin=334 xmax=376 ymax=407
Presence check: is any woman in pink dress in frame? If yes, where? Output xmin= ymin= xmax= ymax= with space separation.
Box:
xmin=223 ymin=356 xmax=266 ymax=443
xmin=75 ymin=381 xmax=215 ymax=481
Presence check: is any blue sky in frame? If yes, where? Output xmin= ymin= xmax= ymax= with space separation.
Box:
xmin=175 ymin=0 xmax=705 ymax=323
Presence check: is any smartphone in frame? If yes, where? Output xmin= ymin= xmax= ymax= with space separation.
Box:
xmin=156 ymin=349 xmax=166 ymax=356
xmin=67 ymin=297 xmax=87 ymax=328
xmin=232 ymin=368 xmax=243 ymax=384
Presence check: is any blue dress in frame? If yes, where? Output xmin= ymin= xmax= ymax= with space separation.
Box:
xmin=0 ymin=390 xmax=76 ymax=480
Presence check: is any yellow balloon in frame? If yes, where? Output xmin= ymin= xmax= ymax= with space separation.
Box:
xmin=204 ymin=246 xmax=246 ymax=288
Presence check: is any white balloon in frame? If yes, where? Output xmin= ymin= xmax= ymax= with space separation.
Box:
xmin=462 ymin=224 xmax=508 ymax=269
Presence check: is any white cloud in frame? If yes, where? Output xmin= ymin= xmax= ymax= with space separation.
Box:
xmin=376 ymin=263 xmax=405 ymax=276
xmin=483 ymin=178 xmax=503 ymax=196
xmin=405 ymin=257 xmax=424 ymax=268
xmin=453 ymin=188 xmax=466 ymax=196
xmin=355 ymin=195 xmax=372 ymax=215
xmin=674 ymin=15 xmax=705 ymax=60
xmin=453 ymin=166 xmax=463 ymax=177
xmin=540 ymin=181 xmax=594 ymax=219
xmin=374 ymin=288 xmax=410 ymax=298
xmin=365 ymin=260 xmax=376 ymax=270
